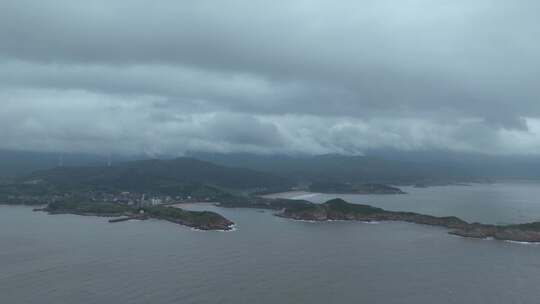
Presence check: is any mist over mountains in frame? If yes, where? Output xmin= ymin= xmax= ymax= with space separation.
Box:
xmin=2 ymin=149 xmax=540 ymax=185
xmin=24 ymin=157 xmax=291 ymax=193
xmin=188 ymin=152 xmax=481 ymax=184
xmin=0 ymin=150 xmax=143 ymax=178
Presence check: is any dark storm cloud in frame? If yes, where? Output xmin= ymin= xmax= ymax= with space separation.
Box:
xmin=1 ymin=0 xmax=540 ymax=155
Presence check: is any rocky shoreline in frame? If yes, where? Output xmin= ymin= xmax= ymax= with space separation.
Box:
xmin=18 ymin=197 xmax=540 ymax=241
xmin=275 ymin=198 xmax=540 ymax=243
xmin=37 ymin=201 xmax=235 ymax=231
xmin=219 ymin=197 xmax=540 ymax=243
xmin=145 ymin=211 xmax=234 ymax=231
xmin=448 ymin=223 xmax=540 ymax=242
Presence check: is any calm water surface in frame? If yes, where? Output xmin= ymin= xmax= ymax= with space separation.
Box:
xmin=2 ymin=182 xmax=540 ymax=303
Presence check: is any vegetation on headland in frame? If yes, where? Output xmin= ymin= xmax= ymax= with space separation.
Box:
xmin=217 ymin=197 xmax=313 ymax=210
xmin=142 ymin=206 xmax=234 ymax=230
xmin=4 ymin=155 xmax=540 ymax=240
xmin=45 ymin=200 xmax=133 ymax=216
xmin=1 ymin=170 xmax=247 ymax=206
xmin=7 ymin=180 xmax=540 ymax=240
xmin=276 ymin=198 xmax=540 ymax=243
xmin=308 ymin=182 xmax=406 ymax=194
xmin=0 ymin=160 xmax=247 ymax=231
xmin=39 ymin=201 xmax=234 ymax=231
xmin=220 ymin=196 xmax=540 ymax=242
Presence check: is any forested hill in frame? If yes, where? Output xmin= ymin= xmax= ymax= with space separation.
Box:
xmin=23 ymin=157 xmax=292 ymax=193
xmin=187 ymin=152 xmax=487 ymax=185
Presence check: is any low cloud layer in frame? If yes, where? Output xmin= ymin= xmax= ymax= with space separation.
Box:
xmin=2 ymin=0 xmax=540 ymax=156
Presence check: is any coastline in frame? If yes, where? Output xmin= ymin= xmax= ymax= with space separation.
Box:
xmin=274 ymin=198 xmax=540 ymax=243
xmin=34 ymin=202 xmax=235 ymax=231
xmin=8 ymin=192 xmax=540 ymax=242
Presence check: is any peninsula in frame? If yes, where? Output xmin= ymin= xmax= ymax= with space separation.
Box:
xmin=4 ymin=157 xmax=540 ymax=241
xmin=220 ymin=198 xmax=540 ymax=243
xmin=39 ymin=200 xmax=234 ymax=231
xmin=308 ymin=182 xmax=406 ymax=194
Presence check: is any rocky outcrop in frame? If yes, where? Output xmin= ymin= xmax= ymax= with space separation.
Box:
xmin=141 ymin=206 xmax=235 ymax=231
xmin=278 ymin=198 xmax=540 ymax=243
xmin=450 ymin=224 xmax=540 ymax=242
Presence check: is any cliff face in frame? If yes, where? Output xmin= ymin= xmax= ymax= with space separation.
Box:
xmin=278 ymin=198 xmax=540 ymax=243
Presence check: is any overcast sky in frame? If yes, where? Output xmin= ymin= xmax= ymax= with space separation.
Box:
xmin=1 ymin=0 xmax=540 ymax=156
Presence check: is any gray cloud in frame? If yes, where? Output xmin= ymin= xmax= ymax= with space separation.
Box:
xmin=1 ymin=0 xmax=540 ymax=155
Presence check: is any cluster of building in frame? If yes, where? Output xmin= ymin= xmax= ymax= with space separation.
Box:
xmin=5 ymin=190 xmax=208 ymax=206
xmin=87 ymin=191 xmax=191 ymax=206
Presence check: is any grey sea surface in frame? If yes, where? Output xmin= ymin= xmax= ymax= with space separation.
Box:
xmin=2 ymin=182 xmax=540 ymax=303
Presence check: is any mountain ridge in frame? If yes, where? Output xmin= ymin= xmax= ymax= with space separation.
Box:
xmin=22 ymin=157 xmax=293 ymax=193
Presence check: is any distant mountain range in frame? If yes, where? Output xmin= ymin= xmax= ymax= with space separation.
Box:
xmin=187 ymin=151 xmax=540 ymax=184
xmin=2 ymin=149 xmax=540 ymax=187
xmin=0 ymin=150 xmax=141 ymax=178
xmin=23 ymin=157 xmax=292 ymax=193
xmin=187 ymin=152 xmax=483 ymax=184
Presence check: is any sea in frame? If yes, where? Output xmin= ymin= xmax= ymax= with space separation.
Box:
xmin=2 ymin=181 xmax=540 ymax=303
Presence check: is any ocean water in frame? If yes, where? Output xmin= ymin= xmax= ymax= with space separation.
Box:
xmin=2 ymin=182 xmax=540 ymax=303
